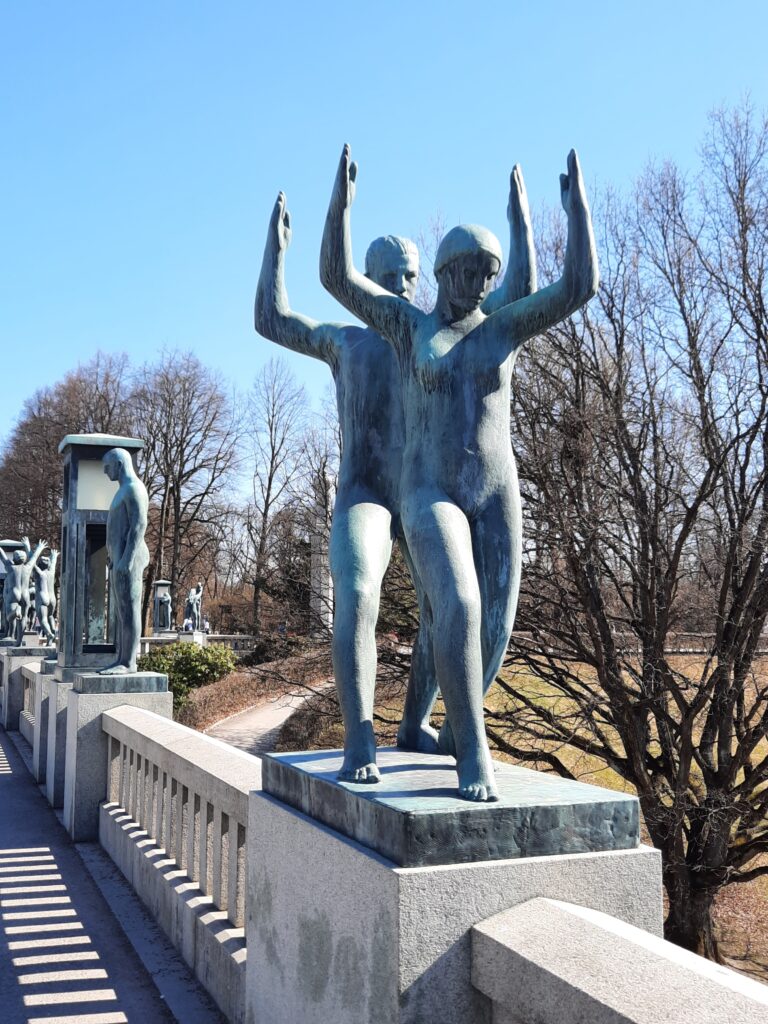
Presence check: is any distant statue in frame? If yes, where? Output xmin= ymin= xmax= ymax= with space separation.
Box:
xmin=100 ymin=449 xmax=149 ymax=674
xmin=0 ymin=537 xmax=48 ymax=645
xmin=185 ymin=583 xmax=203 ymax=631
xmin=158 ymin=590 xmax=172 ymax=631
xmin=321 ymin=145 xmax=598 ymax=800
xmin=34 ymin=549 xmax=59 ymax=643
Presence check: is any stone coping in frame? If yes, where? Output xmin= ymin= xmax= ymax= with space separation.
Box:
xmin=72 ymin=671 xmax=169 ymax=694
xmin=262 ymin=747 xmax=640 ymax=868
xmin=58 ymin=432 xmax=145 ymax=453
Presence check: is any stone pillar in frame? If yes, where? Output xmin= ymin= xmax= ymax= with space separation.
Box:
xmin=31 ymin=657 xmax=57 ymax=782
xmin=46 ymin=675 xmax=74 ymax=807
xmin=63 ymin=671 xmax=172 ymax=841
xmin=246 ymin=749 xmax=663 ymax=1024
xmin=309 ymin=477 xmax=333 ymax=636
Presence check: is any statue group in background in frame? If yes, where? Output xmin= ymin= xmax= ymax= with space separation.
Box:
xmin=256 ymin=145 xmax=598 ymax=801
xmin=185 ymin=582 xmax=203 ymax=631
xmin=0 ymin=538 xmax=48 ymax=645
xmin=101 ymin=448 xmax=149 ymax=674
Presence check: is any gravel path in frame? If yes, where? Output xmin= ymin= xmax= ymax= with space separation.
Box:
xmin=204 ymin=688 xmax=315 ymax=756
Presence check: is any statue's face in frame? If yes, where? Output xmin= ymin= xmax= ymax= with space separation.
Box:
xmin=13 ymin=551 xmax=27 ymax=565
xmin=438 ymin=251 xmax=500 ymax=315
xmin=103 ymin=458 xmax=119 ymax=482
xmin=38 ymin=557 xmax=49 ymax=570
xmin=369 ymin=250 xmax=419 ymax=303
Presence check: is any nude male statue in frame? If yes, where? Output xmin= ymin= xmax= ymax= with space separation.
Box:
xmin=255 ymin=192 xmax=441 ymax=781
xmin=185 ymin=583 xmax=203 ymax=631
xmin=321 ymin=145 xmax=598 ymax=800
xmin=0 ymin=537 xmax=47 ymax=645
xmin=33 ymin=548 xmax=58 ymax=643
xmin=100 ymin=448 xmax=150 ymax=674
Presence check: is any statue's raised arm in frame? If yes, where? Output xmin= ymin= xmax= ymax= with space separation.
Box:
xmin=482 ymin=164 xmax=538 ymax=314
xmin=320 ymin=144 xmax=423 ymax=354
xmin=478 ymin=150 xmax=598 ymax=355
xmin=254 ymin=192 xmax=342 ymax=364
xmin=28 ymin=539 xmax=47 ymax=568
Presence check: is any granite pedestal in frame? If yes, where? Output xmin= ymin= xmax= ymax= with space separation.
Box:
xmin=0 ymin=645 xmax=56 ymax=730
xmin=31 ymin=657 xmax=57 ymax=782
xmin=262 ymin=748 xmax=640 ymax=867
xmin=247 ymin=753 xmax=662 ymax=1024
xmin=46 ymin=673 xmax=74 ymax=806
xmin=63 ymin=671 xmax=172 ymax=840
xmin=177 ymin=630 xmax=207 ymax=647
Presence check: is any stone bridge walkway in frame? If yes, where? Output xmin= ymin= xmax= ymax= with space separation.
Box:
xmin=0 ymin=727 xmax=224 ymax=1024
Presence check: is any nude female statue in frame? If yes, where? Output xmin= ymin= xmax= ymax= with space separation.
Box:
xmin=100 ymin=448 xmax=149 ymax=674
xmin=321 ymin=145 xmax=598 ymax=800
xmin=0 ymin=537 xmax=47 ymax=645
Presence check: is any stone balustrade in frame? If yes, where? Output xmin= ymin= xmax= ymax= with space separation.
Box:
xmin=100 ymin=706 xmax=261 ymax=1023
xmin=19 ymin=660 xmax=38 ymax=744
xmin=471 ymin=897 xmax=768 ymax=1023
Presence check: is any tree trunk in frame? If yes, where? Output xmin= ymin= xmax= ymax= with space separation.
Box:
xmin=664 ymin=874 xmax=721 ymax=962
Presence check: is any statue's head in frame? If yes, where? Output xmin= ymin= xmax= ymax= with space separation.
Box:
xmin=102 ymin=447 xmax=132 ymax=482
xmin=365 ymin=236 xmax=419 ymax=303
xmin=12 ymin=550 xmax=27 ymax=565
xmin=38 ymin=555 xmax=50 ymax=570
xmin=434 ymin=224 xmax=502 ymax=315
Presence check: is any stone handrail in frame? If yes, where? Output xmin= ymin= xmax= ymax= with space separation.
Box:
xmin=472 ymin=898 xmax=768 ymax=1023
xmin=102 ymin=706 xmax=262 ymax=929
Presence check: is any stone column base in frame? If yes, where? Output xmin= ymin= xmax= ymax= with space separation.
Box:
xmin=63 ymin=674 xmax=172 ymax=840
xmin=246 ymin=792 xmax=663 ymax=1024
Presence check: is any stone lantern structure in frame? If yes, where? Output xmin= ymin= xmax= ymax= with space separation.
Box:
xmin=152 ymin=579 xmax=174 ymax=635
xmin=56 ymin=433 xmax=144 ymax=679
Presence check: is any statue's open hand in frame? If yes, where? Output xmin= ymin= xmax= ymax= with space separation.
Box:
xmin=332 ymin=143 xmax=357 ymax=211
xmin=507 ymin=164 xmax=532 ymax=233
xmin=21 ymin=536 xmax=31 ymax=552
xmin=559 ymin=149 xmax=588 ymax=218
xmin=270 ymin=192 xmax=292 ymax=252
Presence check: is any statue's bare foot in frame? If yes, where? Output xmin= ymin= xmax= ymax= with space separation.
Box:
xmin=457 ymin=753 xmax=499 ymax=802
xmin=338 ymin=761 xmax=381 ymax=784
xmin=437 ymin=719 xmax=457 ymax=758
xmin=99 ymin=663 xmax=132 ymax=675
xmin=338 ymin=737 xmax=380 ymax=784
xmin=396 ymin=720 xmax=440 ymax=755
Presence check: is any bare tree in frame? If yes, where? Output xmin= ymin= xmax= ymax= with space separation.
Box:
xmin=132 ymin=351 xmax=240 ymax=626
xmin=488 ymin=104 xmax=768 ymax=960
xmin=239 ymin=358 xmax=307 ymax=634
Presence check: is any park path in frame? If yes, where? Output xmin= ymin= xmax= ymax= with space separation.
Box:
xmin=204 ymin=688 xmax=314 ymax=756
xmin=0 ymin=728 xmax=223 ymax=1024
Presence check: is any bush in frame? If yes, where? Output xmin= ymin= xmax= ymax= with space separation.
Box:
xmin=238 ymin=632 xmax=306 ymax=667
xmin=138 ymin=642 xmax=237 ymax=709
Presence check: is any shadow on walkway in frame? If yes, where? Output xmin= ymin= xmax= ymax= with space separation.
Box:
xmin=0 ymin=727 xmax=180 ymax=1024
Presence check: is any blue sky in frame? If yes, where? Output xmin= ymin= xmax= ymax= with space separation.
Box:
xmin=2 ymin=1 xmax=767 ymax=439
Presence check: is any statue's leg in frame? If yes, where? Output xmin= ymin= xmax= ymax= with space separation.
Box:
xmin=39 ymin=605 xmax=53 ymax=643
xmin=396 ymin=536 xmax=439 ymax=753
xmin=438 ymin=484 xmax=521 ymax=757
xmin=101 ymin=570 xmax=138 ymax=673
xmin=403 ymin=494 xmax=497 ymax=802
xmin=330 ymin=497 xmax=393 ymax=784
